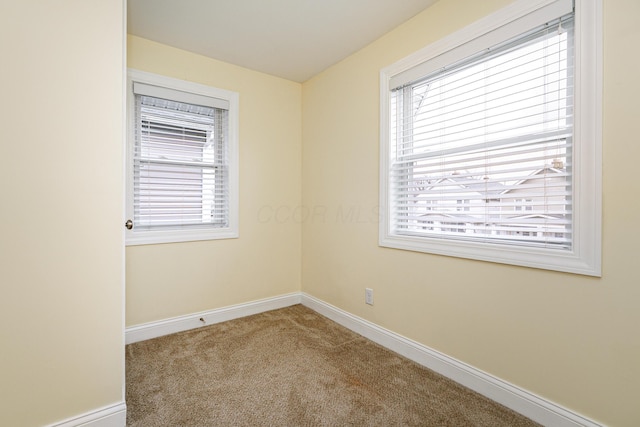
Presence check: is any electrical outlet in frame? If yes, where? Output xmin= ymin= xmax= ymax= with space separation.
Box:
xmin=365 ymin=288 xmax=374 ymax=305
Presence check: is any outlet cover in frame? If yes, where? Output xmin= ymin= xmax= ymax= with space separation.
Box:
xmin=365 ymin=288 xmax=374 ymax=305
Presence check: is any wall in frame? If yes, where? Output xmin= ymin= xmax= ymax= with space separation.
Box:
xmin=0 ymin=1 xmax=125 ymax=426
xmin=301 ymin=0 xmax=640 ymax=425
xmin=126 ymin=36 xmax=302 ymax=326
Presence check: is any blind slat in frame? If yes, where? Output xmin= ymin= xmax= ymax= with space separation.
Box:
xmin=388 ymin=12 xmax=574 ymax=249
xmin=389 ymin=0 xmax=573 ymax=89
xmin=134 ymin=82 xmax=230 ymax=110
xmin=133 ymin=92 xmax=229 ymax=230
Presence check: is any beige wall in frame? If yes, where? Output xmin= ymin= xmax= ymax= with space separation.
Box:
xmin=126 ymin=36 xmax=302 ymax=326
xmin=301 ymin=0 xmax=640 ymax=426
xmin=0 ymin=1 xmax=125 ymax=426
xmin=8 ymin=0 xmax=630 ymax=425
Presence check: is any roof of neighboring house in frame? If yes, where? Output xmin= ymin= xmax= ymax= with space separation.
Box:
xmin=421 ymin=166 xmax=567 ymax=197
xmin=503 ymin=167 xmax=567 ymax=194
xmin=416 ymin=212 xmax=484 ymax=223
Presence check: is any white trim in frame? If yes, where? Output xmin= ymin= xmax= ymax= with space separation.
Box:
xmin=388 ymin=0 xmax=573 ymax=89
xmin=125 ymin=293 xmax=301 ymax=344
xmin=133 ymin=81 xmax=230 ymax=110
xmin=572 ymin=0 xmax=603 ymax=276
xmin=47 ymin=402 xmax=126 ymax=427
xmin=301 ymin=293 xmax=605 ymax=427
xmin=384 ymin=0 xmax=569 ymax=87
xmin=379 ymin=0 xmax=602 ymax=276
xmin=120 ymin=0 xmax=127 ymax=408
xmin=124 ymin=292 xmax=605 ymax=425
xmin=125 ymin=68 xmax=240 ymax=246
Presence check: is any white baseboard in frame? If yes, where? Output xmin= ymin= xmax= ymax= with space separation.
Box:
xmin=47 ymin=402 xmax=126 ymax=427
xmin=301 ymin=293 xmax=604 ymax=427
xmin=124 ymin=291 xmax=603 ymax=426
xmin=125 ymin=292 xmax=301 ymax=344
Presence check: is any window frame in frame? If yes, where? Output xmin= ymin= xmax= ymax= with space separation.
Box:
xmin=126 ymin=69 xmax=239 ymax=246
xmin=379 ymin=0 xmax=602 ymax=276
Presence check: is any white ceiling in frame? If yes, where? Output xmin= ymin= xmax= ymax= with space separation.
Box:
xmin=127 ymin=0 xmax=437 ymax=83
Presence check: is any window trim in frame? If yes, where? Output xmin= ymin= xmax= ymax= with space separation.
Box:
xmin=379 ymin=0 xmax=602 ymax=276
xmin=126 ymin=69 xmax=239 ymax=246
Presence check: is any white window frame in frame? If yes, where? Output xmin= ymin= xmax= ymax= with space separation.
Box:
xmin=379 ymin=0 xmax=601 ymax=276
xmin=126 ymin=69 xmax=239 ymax=246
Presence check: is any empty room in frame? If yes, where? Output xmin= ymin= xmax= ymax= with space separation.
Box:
xmin=2 ymin=0 xmax=639 ymax=426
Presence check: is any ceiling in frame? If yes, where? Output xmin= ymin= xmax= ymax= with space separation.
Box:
xmin=127 ymin=0 xmax=438 ymax=83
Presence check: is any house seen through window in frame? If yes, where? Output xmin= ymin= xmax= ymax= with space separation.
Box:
xmin=135 ymin=96 xmax=227 ymax=229
xmin=126 ymin=70 xmax=239 ymax=245
xmin=391 ymin=14 xmax=573 ymax=248
xmin=380 ymin=0 xmax=601 ymax=276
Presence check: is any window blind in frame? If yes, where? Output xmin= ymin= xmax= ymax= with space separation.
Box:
xmin=389 ymin=0 xmax=573 ymax=90
xmin=133 ymin=93 xmax=229 ymax=230
xmin=389 ymin=14 xmax=574 ymax=249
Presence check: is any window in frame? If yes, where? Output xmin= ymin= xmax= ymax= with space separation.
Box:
xmin=380 ymin=0 xmax=601 ymax=276
xmin=126 ymin=70 xmax=239 ymax=245
xmin=514 ymin=199 xmax=533 ymax=212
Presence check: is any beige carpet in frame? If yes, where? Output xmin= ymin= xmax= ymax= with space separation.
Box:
xmin=126 ymin=305 xmax=539 ymax=426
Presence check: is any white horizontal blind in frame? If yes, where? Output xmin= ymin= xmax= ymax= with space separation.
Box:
xmin=390 ymin=14 xmax=574 ymax=249
xmin=133 ymin=94 xmax=229 ymax=230
xmin=133 ymin=82 xmax=230 ymax=110
xmin=389 ymin=0 xmax=573 ymax=90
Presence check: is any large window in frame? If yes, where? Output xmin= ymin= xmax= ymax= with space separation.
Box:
xmin=126 ymin=70 xmax=239 ymax=245
xmin=380 ymin=0 xmax=601 ymax=275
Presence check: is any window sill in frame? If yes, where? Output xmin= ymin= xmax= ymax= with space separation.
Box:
xmin=126 ymin=227 xmax=238 ymax=246
xmin=379 ymin=232 xmax=601 ymax=277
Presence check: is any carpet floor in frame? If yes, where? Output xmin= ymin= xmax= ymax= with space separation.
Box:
xmin=126 ymin=304 xmax=540 ymax=426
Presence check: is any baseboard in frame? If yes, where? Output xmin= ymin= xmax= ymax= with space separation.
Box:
xmin=301 ymin=293 xmax=603 ymax=427
xmin=125 ymin=292 xmax=302 ymax=344
xmin=47 ymin=402 xmax=126 ymax=427
xmin=124 ymin=291 xmax=603 ymax=426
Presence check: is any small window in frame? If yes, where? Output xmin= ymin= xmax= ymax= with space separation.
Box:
xmin=514 ymin=199 xmax=533 ymax=212
xmin=126 ymin=70 xmax=239 ymax=245
xmin=380 ymin=0 xmax=601 ymax=275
